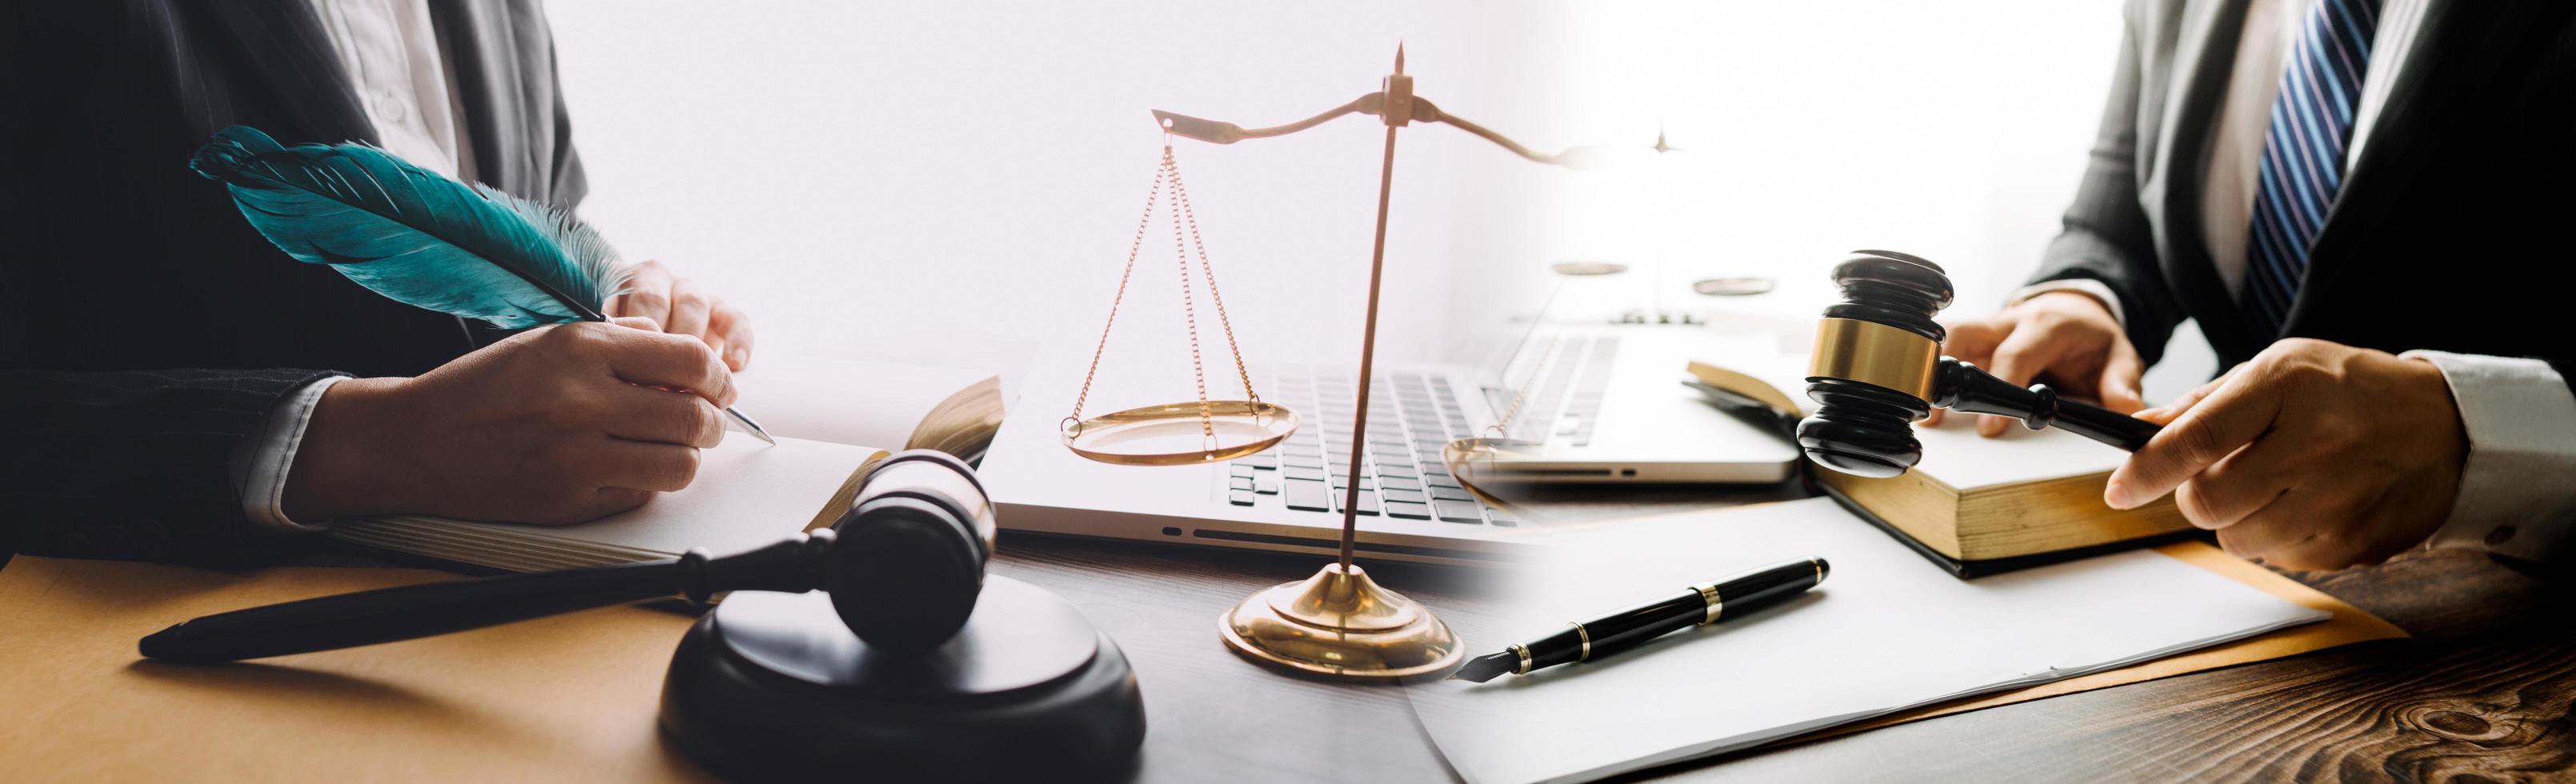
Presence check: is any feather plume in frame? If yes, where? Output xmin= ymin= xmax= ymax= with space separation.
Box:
xmin=190 ymin=126 xmax=628 ymax=330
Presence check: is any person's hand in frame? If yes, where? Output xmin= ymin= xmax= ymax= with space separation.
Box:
xmin=1926 ymin=290 xmax=2145 ymax=435
xmin=282 ymin=318 xmax=738 ymax=526
xmin=2103 ymin=338 xmax=2466 ymax=570
xmin=605 ymin=259 xmax=756 ymax=370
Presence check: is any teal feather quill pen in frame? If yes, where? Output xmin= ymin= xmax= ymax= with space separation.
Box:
xmin=190 ymin=126 xmax=774 ymax=443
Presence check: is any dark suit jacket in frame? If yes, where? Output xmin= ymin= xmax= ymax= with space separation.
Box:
xmin=2030 ymin=0 xmax=2576 ymax=383
xmin=0 ymin=1 xmax=584 ymax=562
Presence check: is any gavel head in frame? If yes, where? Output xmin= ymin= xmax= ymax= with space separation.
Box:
xmin=824 ymin=450 xmax=998 ymax=651
xmin=1797 ymin=250 xmax=1955 ymax=478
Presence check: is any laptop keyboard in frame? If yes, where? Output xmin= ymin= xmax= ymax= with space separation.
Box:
xmin=1218 ymin=336 xmax=1619 ymax=526
xmin=1506 ymin=334 xmax=1621 ymax=447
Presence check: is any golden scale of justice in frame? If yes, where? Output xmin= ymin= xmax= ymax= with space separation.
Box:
xmin=1057 ymin=45 xmax=1601 ymax=679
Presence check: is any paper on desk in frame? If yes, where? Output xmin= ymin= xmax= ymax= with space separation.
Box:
xmin=329 ymin=435 xmax=882 ymax=572
xmin=451 ymin=435 xmax=878 ymax=555
xmin=1407 ymin=498 xmax=2331 ymax=784
xmin=1804 ymin=538 xmax=2403 ymax=738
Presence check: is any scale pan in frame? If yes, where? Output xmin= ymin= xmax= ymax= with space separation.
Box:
xmin=1062 ymin=400 xmax=1298 ymax=466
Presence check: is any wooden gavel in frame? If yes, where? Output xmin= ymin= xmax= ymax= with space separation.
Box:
xmin=1796 ymin=250 xmax=2165 ymax=478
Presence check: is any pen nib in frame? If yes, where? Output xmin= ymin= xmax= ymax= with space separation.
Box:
xmin=1449 ymin=651 xmax=1515 ymax=683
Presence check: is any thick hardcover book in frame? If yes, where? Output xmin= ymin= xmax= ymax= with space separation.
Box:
xmin=1810 ymin=477 xmax=2198 ymax=578
xmin=1688 ymin=358 xmax=2190 ymax=576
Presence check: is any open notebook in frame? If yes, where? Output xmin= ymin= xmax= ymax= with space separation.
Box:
xmin=326 ymin=354 xmax=1003 ymax=572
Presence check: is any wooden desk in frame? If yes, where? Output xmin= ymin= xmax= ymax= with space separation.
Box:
xmin=1010 ymin=514 xmax=2576 ymax=783
xmin=1496 ymin=485 xmax=2576 ymax=783
xmin=9 ymin=486 xmax=2563 ymax=782
xmin=990 ymin=534 xmax=1495 ymax=782
xmin=979 ymin=484 xmax=1797 ymax=783
xmin=1671 ymin=548 xmax=2576 ymax=782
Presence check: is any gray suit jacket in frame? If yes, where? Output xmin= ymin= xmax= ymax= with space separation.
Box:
xmin=2028 ymin=0 xmax=2575 ymax=384
xmin=0 ymin=1 xmax=586 ymax=563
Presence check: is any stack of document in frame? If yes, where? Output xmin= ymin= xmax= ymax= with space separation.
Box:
xmin=1407 ymin=498 xmax=2329 ymax=784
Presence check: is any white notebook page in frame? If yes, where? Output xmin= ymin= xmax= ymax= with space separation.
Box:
xmin=734 ymin=353 xmax=992 ymax=450
xmin=351 ymin=435 xmax=881 ymax=560
xmin=1407 ymin=498 xmax=2325 ymax=784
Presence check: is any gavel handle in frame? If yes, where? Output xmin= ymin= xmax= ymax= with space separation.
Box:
xmin=139 ymin=532 xmax=831 ymax=663
xmin=1934 ymin=358 xmax=2162 ymax=452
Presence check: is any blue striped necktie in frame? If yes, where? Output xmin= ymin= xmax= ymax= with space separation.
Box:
xmin=2242 ymin=0 xmax=2383 ymax=336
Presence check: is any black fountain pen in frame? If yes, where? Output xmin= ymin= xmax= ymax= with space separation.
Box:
xmin=1450 ymin=557 xmax=1830 ymax=682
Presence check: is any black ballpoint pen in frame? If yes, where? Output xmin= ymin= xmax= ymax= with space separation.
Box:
xmin=1449 ymin=557 xmax=1829 ymax=682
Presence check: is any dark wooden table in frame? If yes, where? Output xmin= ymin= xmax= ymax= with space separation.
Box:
xmin=994 ymin=530 xmax=1529 ymax=783
xmin=14 ymin=483 xmax=2558 ymax=782
xmin=994 ymin=481 xmax=2576 ymax=783
xmin=1678 ymin=547 xmax=2576 ymax=782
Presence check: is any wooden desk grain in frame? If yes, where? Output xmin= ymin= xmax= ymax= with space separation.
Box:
xmin=1655 ymin=548 xmax=2576 ymax=782
xmin=10 ymin=483 xmax=2562 ymax=782
xmin=998 ymin=482 xmax=2576 ymax=784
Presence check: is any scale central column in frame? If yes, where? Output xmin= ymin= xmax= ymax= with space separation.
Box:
xmin=1218 ymin=46 xmax=1464 ymax=680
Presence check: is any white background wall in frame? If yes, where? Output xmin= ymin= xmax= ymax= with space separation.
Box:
xmin=547 ymin=0 xmax=2215 ymax=400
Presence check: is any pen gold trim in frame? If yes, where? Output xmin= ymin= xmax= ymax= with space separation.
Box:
xmin=1449 ymin=558 xmax=1826 ymax=683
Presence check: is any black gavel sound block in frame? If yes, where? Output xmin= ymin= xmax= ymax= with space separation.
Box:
xmin=1797 ymin=250 xmax=2165 ymax=478
xmin=140 ymin=450 xmax=1146 ymax=782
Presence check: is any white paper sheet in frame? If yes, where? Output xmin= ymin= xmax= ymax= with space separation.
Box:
xmin=734 ymin=353 xmax=994 ymax=450
xmin=1407 ymin=498 xmax=2326 ymax=784
xmin=339 ymin=435 xmax=881 ymax=566
xmin=327 ymin=351 xmax=983 ymax=570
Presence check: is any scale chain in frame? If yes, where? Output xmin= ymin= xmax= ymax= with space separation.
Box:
xmin=1064 ymin=142 xmax=1273 ymax=458
xmin=1164 ymin=150 xmax=1261 ymax=406
xmin=1062 ymin=144 xmax=1170 ymax=435
xmin=1164 ymin=149 xmax=1215 ymax=444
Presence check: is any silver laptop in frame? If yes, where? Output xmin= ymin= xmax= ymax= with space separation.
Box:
xmin=978 ymin=322 xmax=1802 ymax=566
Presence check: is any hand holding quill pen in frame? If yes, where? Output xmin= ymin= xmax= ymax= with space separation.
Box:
xmin=189 ymin=126 xmax=773 ymax=444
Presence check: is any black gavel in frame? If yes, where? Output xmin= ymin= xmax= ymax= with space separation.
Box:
xmin=1796 ymin=250 xmax=2164 ymax=478
xmin=140 ymin=450 xmax=995 ymax=662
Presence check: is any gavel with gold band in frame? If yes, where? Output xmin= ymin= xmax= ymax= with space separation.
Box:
xmin=1798 ymin=250 xmax=2164 ymax=478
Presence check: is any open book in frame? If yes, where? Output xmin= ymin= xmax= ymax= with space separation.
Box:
xmin=1686 ymin=355 xmax=2190 ymax=575
xmin=326 ymin=354 xmax=1005 ymax=572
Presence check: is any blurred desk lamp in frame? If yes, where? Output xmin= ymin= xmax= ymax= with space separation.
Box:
xmin=1057 ymin=45 xmax=1598 ymax=679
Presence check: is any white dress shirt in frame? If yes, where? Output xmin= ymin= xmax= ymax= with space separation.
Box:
xmin=2014 ymin=0 xmax=2576 ymax=561
xmin=229 ymin=0 xmax=473 ymax=531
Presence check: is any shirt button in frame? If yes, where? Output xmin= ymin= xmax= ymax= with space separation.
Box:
xmin=2485 ymin=526 xmax=2517 ymax=546
xmin=372 ymin=90 xmax=408 ymax=122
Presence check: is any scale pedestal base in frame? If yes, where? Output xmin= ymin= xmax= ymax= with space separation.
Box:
xmin=1218 ymin=562 xmax=1462 ymax=679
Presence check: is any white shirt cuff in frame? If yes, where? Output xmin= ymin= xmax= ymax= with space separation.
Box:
xmin=2402 ymin=350 xmax=2576 ymax=562
xmin=227 ymin=375 xmax=349 ymax=533
xmin=2008 ymin=279 xmax=2127 ymax=326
